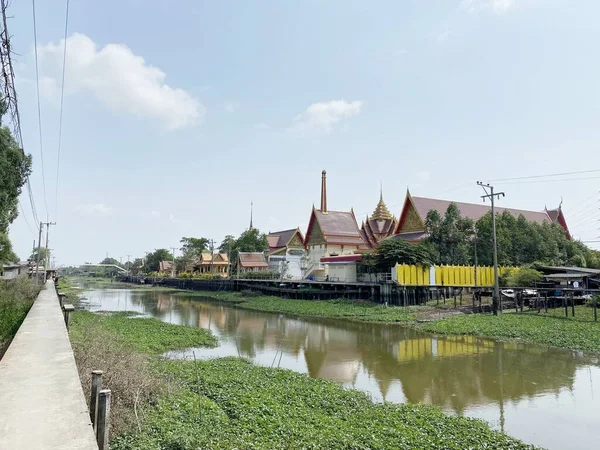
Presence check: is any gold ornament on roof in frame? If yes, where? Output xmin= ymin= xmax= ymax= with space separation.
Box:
xmin=371 ymin=187 xmax=393 ymax=221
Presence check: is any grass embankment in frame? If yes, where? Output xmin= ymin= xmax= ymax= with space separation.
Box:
xmin=70 ymin=311 xmax=217 ymax=354
xmin=188 ymin=291 xmax=429 ymax=323
xmin=0 ymin=277 xmax=40 ymax=355
xmin=420 ymin=307 xmax=600 ymax=353
xmin=70 ymin=308 xmax=537 ymax=449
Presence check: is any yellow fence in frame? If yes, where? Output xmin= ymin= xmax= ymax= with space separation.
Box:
xmin=394 ymin=264 xmax=515 ymax=287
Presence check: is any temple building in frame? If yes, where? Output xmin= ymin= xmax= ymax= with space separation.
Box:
xmin=266 ymin=228 xmax=306 ymax=279
xmin=187 ymin=253 xmax=229 ymax=277
xmin=237 ymin=252 xmax=269 ymax=273
xmin=545 ymin=204 xmax=571 ymax=240
xmin=360 ymin=187 xmax=398 ymax=248
xmin=394 ymin=190 xmax=571 ymax=241
xmin=304 ymin=170 xmax=367 ymax=279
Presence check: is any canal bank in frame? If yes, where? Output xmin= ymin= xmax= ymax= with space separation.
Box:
xmin=0 ymin=281 xmax=97 ymax=449
xmin=74 ymin=286 xmax=600 ymax=450
xmin=110 ymin=279 xmax=600 ymax=354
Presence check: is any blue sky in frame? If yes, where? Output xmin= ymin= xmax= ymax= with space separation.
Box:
xmin=7 ymin=0 xmax=600 ymax=265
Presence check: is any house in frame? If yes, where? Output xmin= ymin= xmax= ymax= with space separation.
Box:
xmin=304 ymin=171 xmax=368 ymax=279
xmin=393 ymin=190 xmax=571 ymax=242
xmin=320 ymin=254 xmax=362 ymax=283
xmin=188 ymin=253 xmax=229 ymax=277
xmin=266 ymin=228 xmax=305 ymax=279
xmin=238 ymin=252 xmax=269 ymax=273
xmin=537 ymin=265 xmax=600 ymax=289
xmin=158 ymin=260 xmax=173 ymax=275
xmin=1 ymin=261 xmax=30 ymax=280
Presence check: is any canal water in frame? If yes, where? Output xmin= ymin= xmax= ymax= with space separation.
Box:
xmin=81 ymin=288 xmax=600 ymax=450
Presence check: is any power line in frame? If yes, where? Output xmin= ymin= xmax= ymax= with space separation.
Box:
xmin=18 ymin=201 xmax=36 ymax=237
xmin=54 ymin=0 xmax=70 ymax=219
xmin=488 ymin=169 xmax=600 ymax=183
xmin=497 ymin=176 xmax=600 ymax=185
xmin=31 ymin=0 xmax=49 ymax=219
xmin=0 ymin=0 xmax=40 ymax=227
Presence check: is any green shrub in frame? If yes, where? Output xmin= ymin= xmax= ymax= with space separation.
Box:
xmin=507 ymin=267 xmax=542 ymax=287
xmin=0 ymin=277 xmax=40 ymax=344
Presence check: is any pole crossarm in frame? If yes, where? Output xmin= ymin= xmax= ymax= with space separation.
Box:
xmin=477 ymin=181 xmax=505 ymax=315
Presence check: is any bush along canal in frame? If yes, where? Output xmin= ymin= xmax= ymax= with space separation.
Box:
xmin=72 ymin=286 xmax=600 ymax=449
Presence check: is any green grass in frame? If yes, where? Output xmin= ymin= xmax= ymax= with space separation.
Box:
xmin=70 ymin=310 xmax=217 ymax=354
xmin=112 ymin=357 xmax=536 ymax=450
xmin=420 ymin=309 xmax=600 ymax=353
xmin=0 ymin=277 xmax=40 ymax=346
xmin=193 ymin=292 xmax=429 ymax=323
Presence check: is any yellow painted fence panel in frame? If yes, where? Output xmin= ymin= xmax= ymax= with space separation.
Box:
xmin=394 ymin=264 xmax=517 ymax=287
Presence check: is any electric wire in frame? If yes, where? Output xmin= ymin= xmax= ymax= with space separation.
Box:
xmin=54 ymin=0 xmax=69 ymax=220
xmin=31 ymin=0 xmax=49 ymax=219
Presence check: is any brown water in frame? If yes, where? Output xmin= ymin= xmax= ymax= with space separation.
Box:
xmin=81 ymin=288 xmax=600 ymax=450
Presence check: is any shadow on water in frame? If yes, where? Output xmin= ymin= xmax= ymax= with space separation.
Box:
xmin=81 ymin=288 xmax=600 ymax=450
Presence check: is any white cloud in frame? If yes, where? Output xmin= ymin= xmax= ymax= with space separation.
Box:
xmin=151 ymin=210 xmax=160 ymax=218
xmin=291 ymin=100 xmax=362 ymax=134
xmin=223 ymin=101 xmax=240 ymax=113
xmin=75 ymin=203 xmax=114 ymax=216
xmin=395 ymin=49 xmax=409 ymax=56
xmin=254 ymin=122 xmax=269 ymax=130
xmin=38 ymin=33 xmax=203 ymax=130
xmin=461 ymin=0 xmax=515 ymax=13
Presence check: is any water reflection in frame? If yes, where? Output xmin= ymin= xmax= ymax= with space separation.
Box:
xmin=81 ymin=288 xmax=600 ymax=450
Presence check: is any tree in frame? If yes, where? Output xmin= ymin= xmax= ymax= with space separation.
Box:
xmin=221 ymin=229 xmax=268 ymax=269
xmin=507 ymin=267 xmax=543 ymax=287
xmin=128 ymin=258 xmax=144 ymax=275
xmin=99 ymin=257 xmax=121 ymax=267
xmin=29 ymin=247 xmax=49 ymax=264
xmin=144 ymin=249 xmax=173 ymax=272
xmin=0 ymin=232 xmax=18 ymax=264
xmin=180 ymin=237 xmax=209 ymax=259
xmin=424 ymin=204 xmax=474 ymax=265
xmin=0 ymin=110 xmax=32 ymax=264
xmin=0 ymin=123 xmax=32 ymax=232
xmin=365 ymin=238 xmax=433 ymax=272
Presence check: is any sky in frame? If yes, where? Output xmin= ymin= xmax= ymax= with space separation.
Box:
xmin=6 ymin=0 xmax=600 ymax=265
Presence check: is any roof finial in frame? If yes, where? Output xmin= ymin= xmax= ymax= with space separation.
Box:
xmin=559 ymin=196 xmax=563 ymax=210
xmin=249 ymin=201 xmax=254 ymax=230
xmin=321 ymin=170 xmax=327 ymax=213
xmin=380 ymin=179 xmax=383 ymax=202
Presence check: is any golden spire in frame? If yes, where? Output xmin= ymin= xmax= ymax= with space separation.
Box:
xmin=371 ymin=183 xmax=392 ymax=220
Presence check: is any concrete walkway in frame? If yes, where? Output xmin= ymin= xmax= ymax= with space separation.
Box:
xmin=0 ymin=281 xmax=97 ymax=449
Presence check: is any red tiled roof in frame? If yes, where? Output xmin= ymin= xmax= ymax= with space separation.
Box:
xmin=361 ymin=217 xmax=397 ymax=248
xmin=158 ymin=261 xmax=172 ymax=272
xmin=267 ymin=235 xmax=279 ymax=248
xmin=267 ymin=228 xmax=304 ymax=250
xmin=238 ymin=252 xmax=268 ymax=268
xmin=411 ymin=196 xmax=552 ymax=224
xmin=312 ymin=210 xmax=366 ymax=246
xmin=321 ymin=254 xmax=362 ymax=263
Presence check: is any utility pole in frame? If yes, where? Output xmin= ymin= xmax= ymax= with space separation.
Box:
xmin=473 ymin=234 xmax=478 ymax=287
xmin=477 ymin=182 xmax=505 ymax=315
xmin=210 ymin=239 xmax=215 ymax=275
xmin=144 ymin=251 xmax=149 ymax=274
xmin=35 ymin=222 xmax=43 ymax=285
xmin=169 ymin=247 xmax=177 ymax=278
xmin=43 ymin=221 xmax=56 ymax=271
